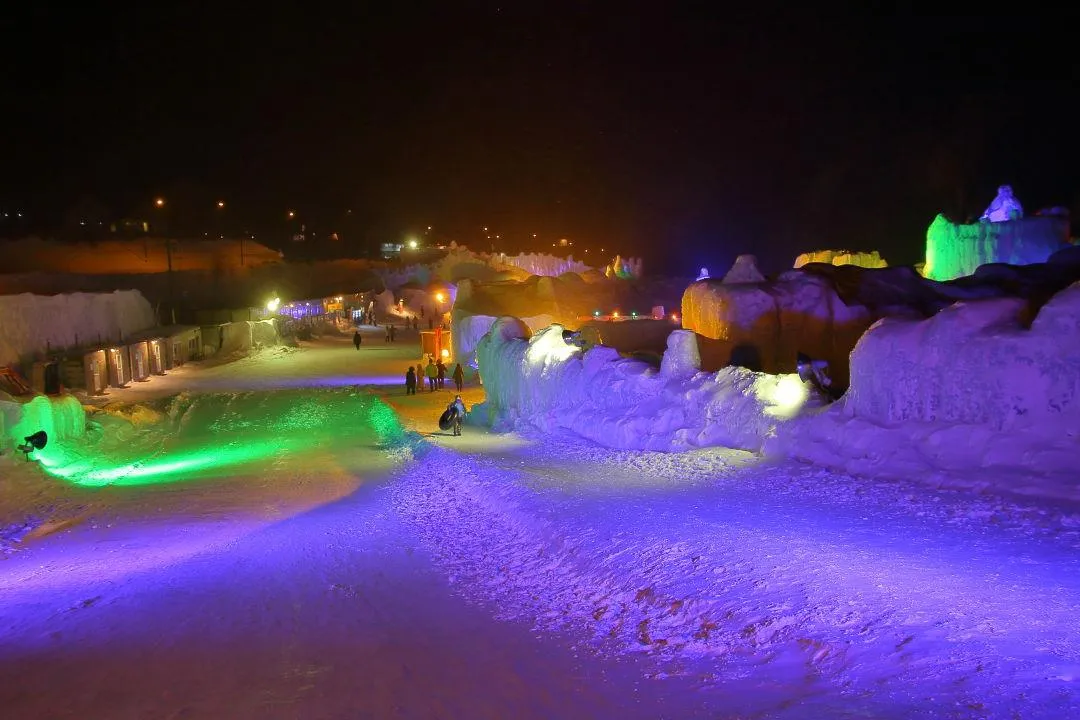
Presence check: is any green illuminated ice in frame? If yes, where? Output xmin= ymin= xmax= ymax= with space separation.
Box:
xmin=31 ymin=389 xmax=405 ymax=487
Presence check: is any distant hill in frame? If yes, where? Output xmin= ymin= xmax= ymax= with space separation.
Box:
xmin=0 ymin=237 xmax=284 ymax=275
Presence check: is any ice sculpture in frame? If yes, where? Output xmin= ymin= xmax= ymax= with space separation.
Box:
xmin=923 ymin=213 xmax=1068 ymax=281
xmin=980 ymin=184 xmax=1023 ymax=223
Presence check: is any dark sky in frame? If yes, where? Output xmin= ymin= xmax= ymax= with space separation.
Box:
xmin=3 ymin=4 xmax=1078 ymax=274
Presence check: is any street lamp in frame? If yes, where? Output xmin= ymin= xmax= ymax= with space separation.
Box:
xmin=154 ymin=198 xmax=165 ymax=208
xmin=217 ymin=200 xmax=225 ymax=209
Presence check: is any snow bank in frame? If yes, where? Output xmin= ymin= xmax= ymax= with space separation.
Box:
xmin=771 ymin=283 xmax=1080 ymax=494
xmin=0 ymin=394 xmax=86 ymax=452
xmin=0 ymin=291 xmax=156 ymax=366
xmin=473 ymin=319 xmax=823 ymax=452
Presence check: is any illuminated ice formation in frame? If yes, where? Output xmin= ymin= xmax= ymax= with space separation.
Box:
xmin=980 ymin=184 xmax=1023 ymax=222
xmin=923 ymin=213 xmax=1068 ymax=281
xmin=793 ymin=250 xmax=888 ymax=269
xmin=603 ymin=255 xmax=643 ymax=280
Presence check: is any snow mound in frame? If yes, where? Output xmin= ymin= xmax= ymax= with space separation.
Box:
xmin=721 ymin=254 xmax=766 ymax=283
xmin=775 ymin=282 xmax=1080 ymax=492
xmin=846 ymin=290 xmax=1080 ymax=429
xmin=474 ymin=322 xmax=824 ymax=452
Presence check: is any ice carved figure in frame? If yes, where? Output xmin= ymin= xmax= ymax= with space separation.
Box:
xmin=696 ymin=267 xmax=710 ymax=281
xmin=980 ymin=185 xmax=1023 ymax=223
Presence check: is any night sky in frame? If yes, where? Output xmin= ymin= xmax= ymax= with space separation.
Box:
xmin=3 ymin=5 xmax=1078 ymax=275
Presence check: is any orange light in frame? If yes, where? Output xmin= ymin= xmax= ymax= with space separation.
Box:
xmin=154 ymin=198 xmax=165 ymax=208
xmin=217 ymin=200 xmax=225 ymax=208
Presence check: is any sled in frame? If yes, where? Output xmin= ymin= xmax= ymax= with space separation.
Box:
xmin=438 ymin=408 xmax=455 ymax=431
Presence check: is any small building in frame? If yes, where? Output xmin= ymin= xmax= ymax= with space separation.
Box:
xmin=55 ymin=347 xmax=109 ymax=395
xmin=126 ymin=340 xmax=151 ymax=382
xmin=158 ymin=328 xmax=203 ymax=369
xmin=106 ymin=345 xmax=131 ymax=388
xmin=419 ymin=329 xmax=453 ymax=363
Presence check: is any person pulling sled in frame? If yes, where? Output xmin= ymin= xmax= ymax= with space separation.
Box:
xmin=439 ymin=395 xmax=468 ymax=436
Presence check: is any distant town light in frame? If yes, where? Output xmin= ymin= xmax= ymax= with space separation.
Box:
xmin=154 ymin=198 xmax=165 ymax=208
xmin=217 ymin=201 xmax=225 ymax=208
xmin=407 ymin=239 xmax=418 ymax=249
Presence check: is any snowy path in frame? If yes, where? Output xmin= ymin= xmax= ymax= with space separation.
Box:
xmin=0 ymin=337 xmax=715 ymax=719
xmin=3 ymin=336 xmax=1079 ymax=718
xmin=390 ymin=430 xmax=1080 ymax=719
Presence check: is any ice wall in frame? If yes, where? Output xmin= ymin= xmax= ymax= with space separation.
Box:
xmin=473 ymin=319 xmax=823 ymax=452
xmin=772 ymin=283 xmax=1080 ymax=487
xmin=845 ymin=288 xmax=1080 ymax=430
xmin=0 ymin=290 xmax=156 ymax=366
xmin=793 ymin=250 xmax=887 ymax=269
xmin=681 ymin=272 xmax=873 ymax=382
xmin=492 ymin=252 xmax=590 ymax=278
xmin=924 ymin=213 xmax=1068 ymax=281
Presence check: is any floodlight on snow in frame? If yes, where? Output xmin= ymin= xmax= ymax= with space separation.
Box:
xmin=266 ymin=297 xmax=281 ymax=312
xmin=17 ymin=430 xmax=48 ymax=460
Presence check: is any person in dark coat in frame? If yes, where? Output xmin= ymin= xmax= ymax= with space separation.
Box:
xmin=353 ymin=330 xmax=362 ymax=349
xmin=447 ymin=395 xmax=467 ymax=436
xmin=452 ymin=363 xmax=464 ymax=392
xmin=405 ymin=366 xmax=417 ymax=395
xmin=436 ymin=358 xmax=446 ymax=389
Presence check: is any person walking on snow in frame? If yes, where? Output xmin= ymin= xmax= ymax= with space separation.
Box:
xmin=452 ymin=362 xmax=464 ymax=392
xmin=425 ymin=359 xmax=438 ymax=392
xmin=436 ymin=358 xmax=446 ymax=389
xmin=447 ymin=395 xmax=467 ymax=436
xmin=405 ymin=366 xmax=417 ymax=395
xmin=352 ymin=330 xmax=362 ymax=350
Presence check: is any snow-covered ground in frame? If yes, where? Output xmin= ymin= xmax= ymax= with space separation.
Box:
xmin=2 ymin=329 xmax=1079 ymax=718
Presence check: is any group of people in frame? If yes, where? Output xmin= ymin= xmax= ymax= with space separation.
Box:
xmin=405 ymin=357 xmax=464 ymax=394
